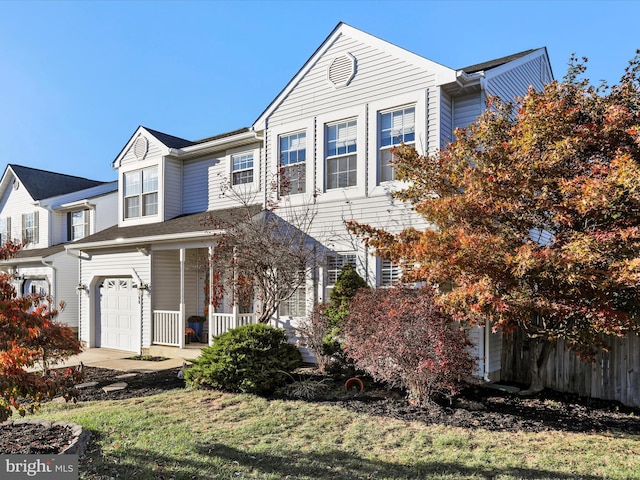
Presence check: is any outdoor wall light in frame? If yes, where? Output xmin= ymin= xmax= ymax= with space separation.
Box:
xmin=76 ymin=283 xmax=89 ymax=294
xmin=137 ymin=282 xmax=150 ymax=292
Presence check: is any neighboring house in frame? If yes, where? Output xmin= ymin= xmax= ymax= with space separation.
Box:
xmin=70 ymin=22 xmax=553 ymax=382
xmin=0 ymin=164 xmax=118 ymax=332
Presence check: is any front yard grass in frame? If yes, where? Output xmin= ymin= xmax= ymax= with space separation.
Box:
xmin=38 ymin=389 xmax=639 ymax=479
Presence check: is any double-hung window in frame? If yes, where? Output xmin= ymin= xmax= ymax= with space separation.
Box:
xmin=68 ymin=210 xmax=89 ymax=241
xmin=326 ymin=120 xmax=357 ymax=189
xmin=379 ymin=106 xmax=415 ymax=182
xmin=22 ymin=212 xmax=38 ymax=245
xmin=380 ymin=258 xmax=401 ymax=286
xmin=124 ymin=166 xmax=158 ymax=219
xmin=327 ymin=253 xmax=357 ymax=286
xmin=0 ymin=217 xmax=11 ymax=245
xmin=279 ymin=132 xmax=306 ymax=194
xmin=232 ymin=153 xmax=254 ymax=186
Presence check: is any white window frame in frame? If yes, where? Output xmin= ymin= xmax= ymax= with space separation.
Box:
xmin=123 ymin=166 xmax=158 ymax=220
xmin=279 ymin=131 xmax=306 ymax=195
xmin=0 ymin=217 xmax=11 ymax=245
xmin=368 ymin=93 xmax=426 ymax=196
xmin=379 ymin=105 xmax=416 ymax=182
xmin=317 ymin=106 xmax=366 ymax=200
xmin=326 ymin=119 xmax=358 ymax=190
xmin=231 ymin=152 xmax=254 ymax=186
xmin=22 ymin=212 xmax=38 ymax=245
xmin=68 ymin=210 xmax=90 ymax=241
xmin=269 ymin=120 xmax=315 ymax=207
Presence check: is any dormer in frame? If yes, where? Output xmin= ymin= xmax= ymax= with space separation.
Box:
xmin=113 ymin=126 xmax=195 ymax=227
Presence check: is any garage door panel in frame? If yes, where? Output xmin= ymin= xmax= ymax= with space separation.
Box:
xmin=97 ymin=277 xmax=138 ymax=352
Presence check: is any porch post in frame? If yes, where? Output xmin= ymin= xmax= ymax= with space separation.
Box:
xmin=232 ymin=246 xmax=238 ymax=328
xmin=179 ymin=248 xmax=186 ymax=348
xmin=208 ymin=245 xmax=214 ymax=346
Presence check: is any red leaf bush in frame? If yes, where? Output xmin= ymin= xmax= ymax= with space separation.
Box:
xmin=343 ymin=287 xmax=474 ymax=405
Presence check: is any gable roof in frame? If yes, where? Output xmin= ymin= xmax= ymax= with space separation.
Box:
xmin=460 ymin=49 xmax=539 ymax=74
xmin=6 ymin=164 xmax=107 ymax=201
xmin=143 ymin=127 xmax=195 ymax=149
xmin=253 ymin=22 xmax=457 ymax=131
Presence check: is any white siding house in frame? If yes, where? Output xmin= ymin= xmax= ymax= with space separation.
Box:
xmin=70 ymin=23 xmax=553 ymax=380
xmin=0 ymin=164 xmax=117 ymax=331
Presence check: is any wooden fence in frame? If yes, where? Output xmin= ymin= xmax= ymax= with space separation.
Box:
xmin=501 ymin=332 xmax=640 ymax=408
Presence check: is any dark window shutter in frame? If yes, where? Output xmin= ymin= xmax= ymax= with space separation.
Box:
xmin=67 ymin=212 xmax=72 ymax=241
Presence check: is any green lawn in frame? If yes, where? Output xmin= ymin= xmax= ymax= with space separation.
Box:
xmin=37 ymin=389 xmax=639 ymax=480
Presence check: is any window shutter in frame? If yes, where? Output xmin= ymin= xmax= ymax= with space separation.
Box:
xmin=84 ymin=209 xmax=90 ymax=237
xmin=33 ymin=211 xmax=39 ymax=244
xmin=6 ymin=217 xmax=11 ymax=242
xmin=21 ymin=213 xmax=26 ymax=243
xmin=67 ymin=212 xmax=72 ymax=241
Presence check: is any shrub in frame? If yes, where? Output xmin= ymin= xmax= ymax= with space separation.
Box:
xmin=296 ymin=302 xmax=332 ymax=373
xmin=343 ymin=287 xmax=474 ymax=406
xmin=0 ymin=242 xmax=82 ymax=421
xmin=185 ymin=323 xmax=302 ymax=394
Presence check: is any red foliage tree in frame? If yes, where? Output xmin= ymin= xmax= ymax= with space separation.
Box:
xmin=347 ymin=55 xmax=640 ymax=392
xmin=0 ymin=242 xmax=82 ymax=421
xmin=342 ymin=287 xmax=474 ymax=405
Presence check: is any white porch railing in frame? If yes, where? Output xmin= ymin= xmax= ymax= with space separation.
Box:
xmin=153 ymin=310 xmax=181 ymax=346
xmin=211 ymin=313 xmax=256 ymax=337
xmin=152 ymin=310 xmax=257 ymax=347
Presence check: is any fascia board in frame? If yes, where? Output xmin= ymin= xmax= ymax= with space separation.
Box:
xmin=169 ymin=131 xmax=257 ymax=158
xmin=253 ymin=22 xmax=457 ymax=131
xmin=67 ymin=229 xmax=225 ymax=251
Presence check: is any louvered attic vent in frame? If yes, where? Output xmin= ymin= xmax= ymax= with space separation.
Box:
xmin=327 ymin=53 xmax=356 ymax=88
xmin=134 ymin=136 xmax=149 ymax=159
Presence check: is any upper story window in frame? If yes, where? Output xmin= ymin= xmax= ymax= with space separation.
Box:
xmin=232 ymin=153 xmax=254 ymax=186
xmin=326 ymin=119 xmax=357 ymax=189
xmin=380 ymin=258 xmax=401 ymax=287
xmin=279 ymin=132 xmax=306 ymax=195
xmin=68 ymin=210 xmax=89 ymax=241
xmin=379 ymin=106 xmax=415 ymax=182
xmin=327 ymin=253 xmax=357 ymax=285
xmin=0 ymin=217 xmax=11 ymax=245
xmin=22 ymin=212 xmax=39 ymax=245
xmin=124 ymin=166 xmax=158 ymax=219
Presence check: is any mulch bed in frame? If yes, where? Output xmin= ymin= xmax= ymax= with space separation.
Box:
xmin=1 ymin=366 xmax=639 ymax=455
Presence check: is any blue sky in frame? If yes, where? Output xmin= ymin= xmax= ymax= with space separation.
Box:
xmin=1 ymin=1 xmax=638 ymax=181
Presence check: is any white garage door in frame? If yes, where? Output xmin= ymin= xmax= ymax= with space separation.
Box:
xmin=96 ymin=277 xmax=139 ymax=352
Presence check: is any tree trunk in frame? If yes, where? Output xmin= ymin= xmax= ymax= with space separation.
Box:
xmin=521 ymin=338 xmax=552 ymax=395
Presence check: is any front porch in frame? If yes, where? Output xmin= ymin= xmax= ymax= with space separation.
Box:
xmin=151 ymin=310 xmax=257 ymax=349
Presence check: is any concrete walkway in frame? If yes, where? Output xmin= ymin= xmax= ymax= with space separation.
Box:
xmin=54 ymin=348 xmax=190 ymax=372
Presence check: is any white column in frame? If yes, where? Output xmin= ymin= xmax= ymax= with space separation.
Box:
xmin=179 ymin=248 xmax=186 ymax=348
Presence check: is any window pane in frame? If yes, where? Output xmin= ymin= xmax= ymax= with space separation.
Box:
xmin=143 ymin=192 xmax=158 ymax=216
xmin=142 ymin=167 xmax=158 ymax=193
xmin=125 ymin=196 xmax=140 ymax=218
xmin=124 ymin=171 xmax=141 ymax=196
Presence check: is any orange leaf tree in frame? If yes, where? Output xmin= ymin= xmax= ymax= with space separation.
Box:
xmin=347 ymin=54 xmax=640 ymax=393
xmin=0 ymin=242 xmax=82 ymax=420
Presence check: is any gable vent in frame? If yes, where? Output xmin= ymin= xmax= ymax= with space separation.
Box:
xmin=327 ymin=53 xmax=356 ymax=88
xmin=134 ymin=136 xmax=149 ymax=159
